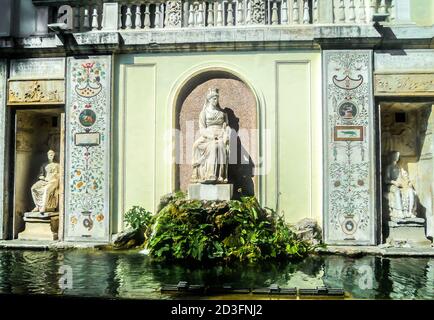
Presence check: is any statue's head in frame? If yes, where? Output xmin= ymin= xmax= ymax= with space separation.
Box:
xmin=390 ymin=150 xmax=400 ymax=162
xmin=206 ymin=88 xmax=219 ymax=106
xmin=47 ymin=149 xmax=56 ymax=161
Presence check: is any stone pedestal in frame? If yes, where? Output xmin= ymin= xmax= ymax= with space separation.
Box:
xmin=18 ymin=212 xmax=59 ymax=241
xmin=188 ymin=184 xmax=233 ymax=201
xmin=387 ymin=217 xmax=432 ymax=246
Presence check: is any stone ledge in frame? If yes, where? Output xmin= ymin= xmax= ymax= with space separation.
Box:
xmin=317 ymin=245 xmax=434 ymax=257
xmin=0 ymin=240 xmax=106 ymax=250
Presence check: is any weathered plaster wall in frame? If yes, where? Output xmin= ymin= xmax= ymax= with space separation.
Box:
xmin=114 ymin=51 xmax=322 ymax=233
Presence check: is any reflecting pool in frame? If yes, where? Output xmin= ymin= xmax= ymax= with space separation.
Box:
xmin=0 ymin=250 xmax=433 ymax=299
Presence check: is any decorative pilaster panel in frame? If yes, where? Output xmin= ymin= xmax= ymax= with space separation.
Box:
xmin=0 ymin=60 xmax=6 ymax=239
xmin=323 ymin=50 xmax=376 ymax=245
xmin=65 ymin=56 xmax=111 ymax=242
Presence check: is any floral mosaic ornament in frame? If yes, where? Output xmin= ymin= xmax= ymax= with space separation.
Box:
xmin=65 ymin=56 xmax=111 ymax=242
xmin=323 ymin=51 xmax=376 ymax=245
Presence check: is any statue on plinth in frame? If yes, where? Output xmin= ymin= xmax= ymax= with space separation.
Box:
xmin=31 ymin=149 xmax=60 ymax=213
xmin=384 ymin=151 xmax=417 ymax=219
xmin=191 ymin=87 xmax=231 ymax=184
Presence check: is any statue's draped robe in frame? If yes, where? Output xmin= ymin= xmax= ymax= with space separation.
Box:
xmin=385 ymin=164 xmax=416 ymax=218
xmin=31 ymin=162 xmax=60 ymax=212
xmin=191 ymin=106 xmax=229 ymax=183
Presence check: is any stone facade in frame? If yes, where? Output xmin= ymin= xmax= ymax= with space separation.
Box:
xmin=0 ymin=1 xmax=432 ymax=247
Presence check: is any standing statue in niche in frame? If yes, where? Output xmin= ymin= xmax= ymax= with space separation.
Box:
xmin=31 ymin=149 xmax=60 ymax=213
xmin=384 ymin=151 xmax=417 ymax=219
xmin=191 ymin=88 xmax=231 ymax=184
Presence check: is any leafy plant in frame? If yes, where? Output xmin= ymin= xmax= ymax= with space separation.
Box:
xmin=143 ymin=194 xmax=315 ymax=263
xmin=124 ymin=206 xmax=153 ymax=231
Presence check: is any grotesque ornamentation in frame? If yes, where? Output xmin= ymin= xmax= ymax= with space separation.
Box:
xmin=384 ymin=151 xmax=417 ymax=219
xmin=31 ymin=150 xmax=60 ymax=213
xmin=165 ymin=1 xmax=182 ymax=28
xmin=251 ymin=0 xmax=265 ymax=24
xmin=191 ymin=88 xmax=231 ymax=184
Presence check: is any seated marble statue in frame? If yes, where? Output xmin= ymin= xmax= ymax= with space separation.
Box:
xmin=31 ymin=149 xmax=60 ymax=213
xmin=191 ymin=88 xmax=231 ymax=184
xmin=384 ymin=151 xmax=417 ymax=219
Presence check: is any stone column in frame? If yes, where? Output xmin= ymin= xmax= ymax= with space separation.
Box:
xmin=0 ymin=60 xmax=6 ymax=239
xmin=64 ymin=56 xmax=112 ymax=242
xmin=323 ymin=50 xmax=377 ymax=245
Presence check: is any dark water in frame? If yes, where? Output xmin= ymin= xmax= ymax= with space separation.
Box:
xmin=0 ymin=249 xmax=433 ymax=299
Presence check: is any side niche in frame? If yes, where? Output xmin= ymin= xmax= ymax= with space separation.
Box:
xmin=175 ymin=71 xmax=258 ymax=199
xmin=380 ymin=102 xmax=434 ymax=245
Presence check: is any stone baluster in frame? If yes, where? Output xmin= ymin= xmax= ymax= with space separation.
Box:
xmin=188 ymin=4 xmax=194 ymax=27
xmin=155 ymin=3 xmax=161 ymax=28
xmin=227 ymin=1 xmax=234 ymax=26
xmin=144 ymin=4 xmax=151 ymax=28
xmin=312 ymin=0 xmax=318 ymax=24
xmin=207 ymin=3 xmax=215 ymax=26
xmin=125 ymin=5 xmax=132 ymax=29
xmin=245 ymin=0 xmax=252 ymax=25
xmin=134 ymin=4 xmax=142 ymax=29
xmin=160 ymin=3 xmax=165 ymax=28
xmin=237 ymin=0 xmax=244 ymax=25
xmin=379 ymin=0 xmax=387 ymax=14
xmin=368 ymin=0 xmax=376 ymax=22
xmin=271 ymin=1 xmax=279 ymax=25
xmin=282 ymin=0 xmax=289 ymax=24
xmin=358 ymin=0 xmax=367 ymax=23
xmin=216 ymin=2 xmax=224 ymax=26
xmin=197 ymin=3 xmax=205 ymax=27
xmin=92 ymin=8 xmax=99 ymax=30
xmin=292 ymin=0 xmax=300 ymax=24
xmin=348 ymin=0 xmax=356 ymax=22
xmin=118 ymin=4 xmax=123 ymax=29
xmin=389 ymin=0 xmax=396 ymax=22
xmin=302 ymin=0 xmax=309 ymax=24
xmin=83 ymin=8 xmax=90 ymax=30
xmin=73 ymin=6 xmax=81 ymax=31
xmin=337 ymin=0 xmax=346 ymax=23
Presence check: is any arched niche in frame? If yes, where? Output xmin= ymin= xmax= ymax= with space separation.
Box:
xmin=175 ymin=70 xmax=258 ymax=199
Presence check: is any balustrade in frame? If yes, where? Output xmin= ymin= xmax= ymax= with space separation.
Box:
xmin=46 ymin=0 xmax=400 ymax=32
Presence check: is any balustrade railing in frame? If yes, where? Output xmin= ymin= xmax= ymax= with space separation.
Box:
xmin=45 ymin=0 xmax=398 ymax=32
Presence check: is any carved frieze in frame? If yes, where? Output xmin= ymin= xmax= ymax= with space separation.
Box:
xmin=375 ymin=73 xmax=434 ymax=96
xmin=7 ymin=79 xmax=65 ymax=105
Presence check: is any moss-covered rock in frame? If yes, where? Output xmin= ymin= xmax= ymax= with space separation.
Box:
xmin=144 ymin=193 xmax=315 ymax=263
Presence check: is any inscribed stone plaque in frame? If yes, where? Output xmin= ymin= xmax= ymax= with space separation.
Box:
xmin=375 ymin=73 xmax=434 ymax=96
xmin=323 ymin=50 xmax=377 ymax=245
xmin=64 ymin=56 xmax=111 ymax=242
xmin=10 ymin=58 xmax=65 ymax=79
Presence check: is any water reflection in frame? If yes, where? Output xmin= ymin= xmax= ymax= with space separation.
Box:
xmin=0 ymin=250 xmax=433 ymax=299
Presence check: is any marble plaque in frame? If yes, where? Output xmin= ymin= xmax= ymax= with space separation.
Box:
xmin=64 ymin=56 xmax=111 ymax=242
xmin=102 ymin=3 xmax=119 ymax=31
xmin=10 ymin=58 xmax=65 ymax=79
xmin=375 ymin=73 xmax=434 ymax=96
xmin=323 ymin=50 xmax=377 ymax=245
xmin=8 ymin=79 xmax=65 ymax=105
